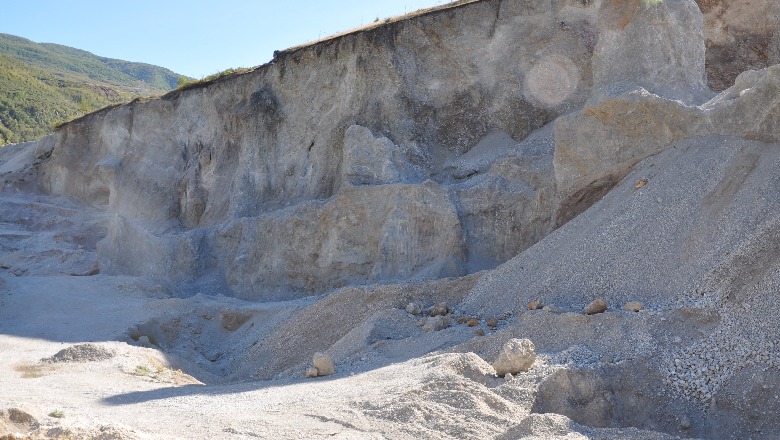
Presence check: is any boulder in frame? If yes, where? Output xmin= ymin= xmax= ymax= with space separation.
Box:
xmin=405 ymin=302 xmax=422 ymax=316
xmin=623 ymin=302 xmax=644 ymax=313
xmin=493 ymin=338 xmax=536 ymax=377
xmin=422 ymin=315 xmax=451 ymax=333
xmin=312 ymin=353 xmax=334 ymax=377
xmin=584 ymin=299 xmax=608 ymax=315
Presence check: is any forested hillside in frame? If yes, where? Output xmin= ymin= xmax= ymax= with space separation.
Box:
xmin=0 ymin=33 xmax=185 ymax=145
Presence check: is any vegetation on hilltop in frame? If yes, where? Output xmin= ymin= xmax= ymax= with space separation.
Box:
xmin=0 ymin=33 xmax=187 ymax=146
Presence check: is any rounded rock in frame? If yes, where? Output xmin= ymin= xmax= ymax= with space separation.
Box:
xmin=584 ymin=298 xmax=608 ymax=315
xmin=422 ymin=315 xmax=451 ymax=332
xmin=405 ymin=302 xmax=422 ymax=315
xmin=623 ymin=301 xmax=643 ymax=312
xmin=429 ymin=303 xmax=449 ymax=317
xmin=312 ymin=352 xmax=335 ymax=376
xmin=493 ymin=338 xmax=536 ymax=377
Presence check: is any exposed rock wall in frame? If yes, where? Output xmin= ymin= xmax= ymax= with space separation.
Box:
xmin=15 ymin=0 xmax=779 ymax=301
xmin=696 ymin=0 xmax=780 ymax=90
xmin=39 ymin=0 xmax=600 ymax=226
xmin=31 ymin=0 xmax=607 ymax=299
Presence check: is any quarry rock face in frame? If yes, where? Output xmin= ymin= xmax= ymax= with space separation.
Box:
xmin=27 ymin=0 xmax=608 ymax=299
xmin=695 ymin=0 xmax=780 ymax=91
xmin=6 ymin=0 xmax=777 ymax=301
xmin=592 ymin=0 xmax=709 ymax=103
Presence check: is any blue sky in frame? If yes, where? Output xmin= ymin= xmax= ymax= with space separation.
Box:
xmin=4 ymin=0 xmax=449 ymax=78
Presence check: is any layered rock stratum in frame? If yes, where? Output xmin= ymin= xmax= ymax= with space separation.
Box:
xmin=1 ymin=0 xmax=779 ymax=439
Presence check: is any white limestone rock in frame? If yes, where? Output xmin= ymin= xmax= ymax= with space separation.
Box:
xmin=493 ymin=338 xmax=536 ymax=377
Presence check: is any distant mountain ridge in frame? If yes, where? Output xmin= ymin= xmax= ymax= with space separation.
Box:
xmin=0 ymin=33 xmax=187 ymax=145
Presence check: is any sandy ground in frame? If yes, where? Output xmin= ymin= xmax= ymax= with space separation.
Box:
xmin=0 ymin=273 xmax=681 ymax=440
xmin=0 ymin=189 xmax=689 ymax=440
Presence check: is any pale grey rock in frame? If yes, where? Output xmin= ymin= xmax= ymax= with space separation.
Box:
xmin=405 ymin=302 xmax=422 ymax=316
xmin=552 ymin=0 xmax=713 ymax=204
xmin=38 ymin=0 xmax=599 ymax=226
xmin=341 ymin=125 xmax=425 ymax=186
xmin=451 ymin=131 xmax=558 ymax=271
xmin=137 ymin=336 xmax=153 ymax=348
xmin=553 ymin=89 xmax=705 ymax=200
xmin=422 ymin=315 xmax=451 ymax=333
xmin=312 ymin=352 xmax=334 ymax=377
xmin=213 ymin=182 xmax=465 ymax=300
xmin=592 ymin=0 xmax=709 ymax=104
xmin=0 ymin=141 xmax=38 ymax=190
xmin=493 ymin=338 xmax=536 ymax=376
xmin=533 ymin=368 xmax=613 ymax=427
xmin=96 ymin=215 xmax=202 ymax=282
xmin=554 ymin=63 xmax=780 ymax=203
xmin=305 ymin=367 xmax=319 ymax=378
xmin=704 ymin=65 xmax=780 ymax=142
xmin=624 ymin=302 xmax=644 ymax=313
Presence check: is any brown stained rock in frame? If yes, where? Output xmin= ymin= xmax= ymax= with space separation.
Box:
xmin=634 ymin=178 xmax=649 ymax=189
xmin=486 ymin=318 xmax=499 ymax=328
xmin=474 ymin=329 xmax=485 ymax=336
xmin=527 ymin=300 xmax=544 ymax=310
xmin=429 ymin=303 xmax=449 ymax=317
xmin=457 ymin=317 xmax=469 ymax=325
xmin=467 ymin=319 xmax=480 ymax=327
xmin=584 ymin=299 xmax=608 ymax=315
xmin=695 ymin=0 xmax=780 ymax=91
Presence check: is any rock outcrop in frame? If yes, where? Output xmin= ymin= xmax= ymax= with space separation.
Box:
xmin=695 ymin=0 xmax=780 ymax=90
xmin=492 ymin=338 xmax=536 ymax=376
xmin=5 ymin=0 xmax=777 ymax=302
xmin=19 ymin=0 xmax=609 ymax=299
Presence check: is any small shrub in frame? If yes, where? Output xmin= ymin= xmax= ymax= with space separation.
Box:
xmin=49 ymin=410 xmax=65 ymax=418
xmin=132 ymin=364 xmax=153 ymax=376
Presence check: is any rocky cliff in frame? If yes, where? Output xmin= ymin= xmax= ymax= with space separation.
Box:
xmin=23 ymin=0 xmax=606 ymax=299
xmin=4 ymin=0 xmax=778 ymax=302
